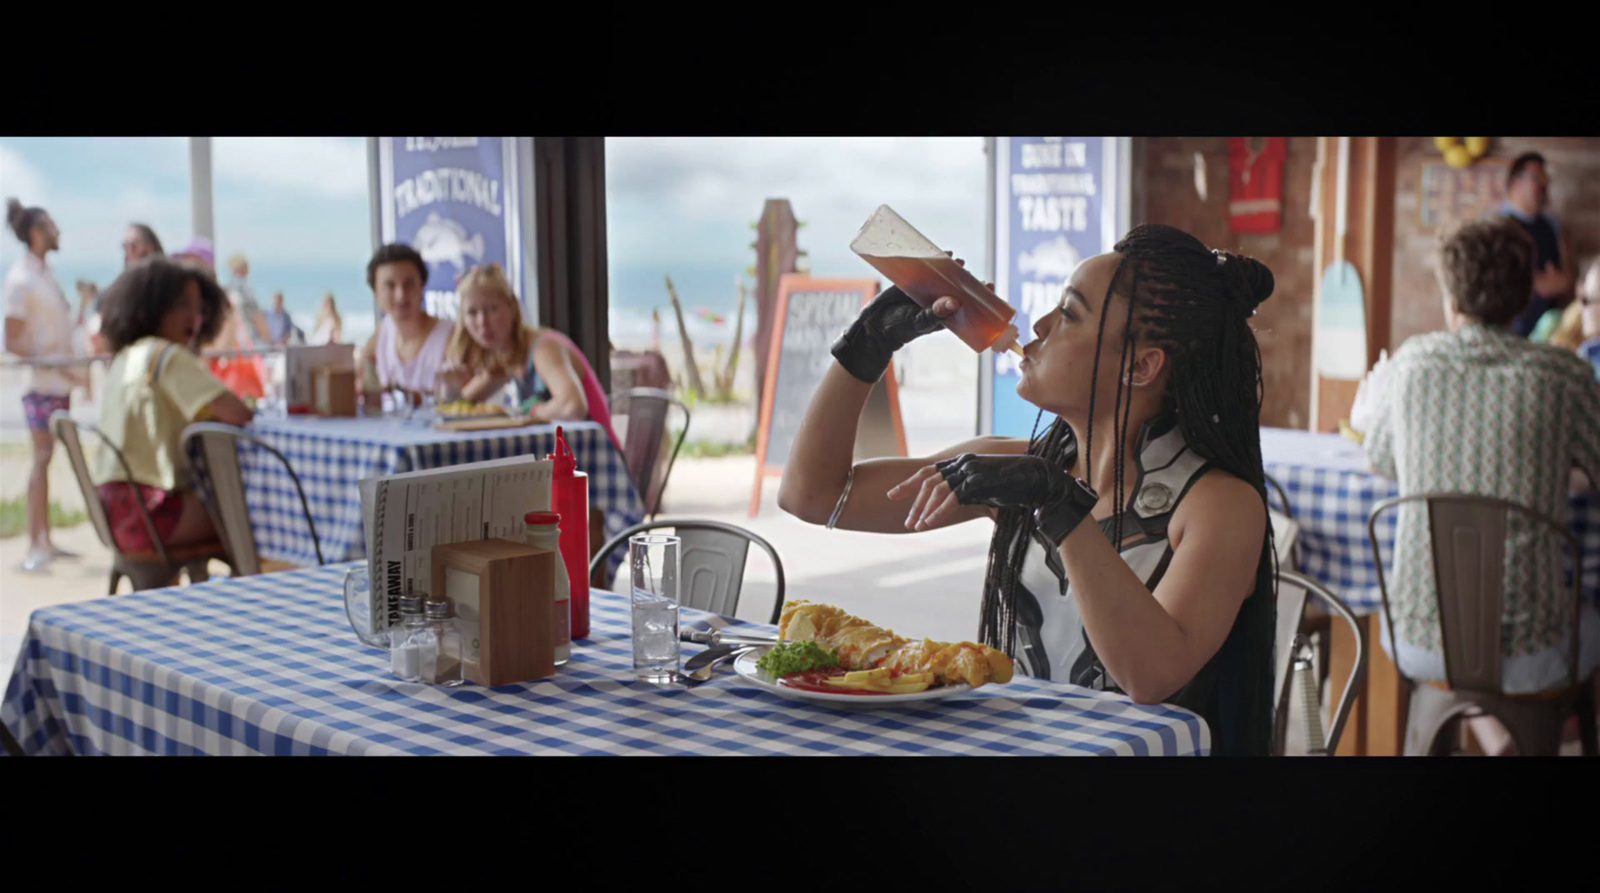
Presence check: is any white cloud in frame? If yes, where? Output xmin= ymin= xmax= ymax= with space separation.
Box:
xmin=213 ymin=137 xmax=368 ymax=199
xmin=606 ymin=137 xmax=990 ymax=279
xmin=608 ymin=137 xmax=981 ymax=219
xmin=0 ymin=144 xmax=50 ymax=207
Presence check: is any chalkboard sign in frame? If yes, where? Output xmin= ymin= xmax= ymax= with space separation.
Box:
xmin=750 ymin=275 xmax=907 ymax=517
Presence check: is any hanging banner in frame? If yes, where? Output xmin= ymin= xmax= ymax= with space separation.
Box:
xmin=982 ymin=137 xmax=1128 ymax=438
xmin=375 ymin=137 xmax=524 ymax=320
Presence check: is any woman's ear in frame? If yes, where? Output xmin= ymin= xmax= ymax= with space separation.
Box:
xmin=1126 ymin=345 xmax=1167 ymax=388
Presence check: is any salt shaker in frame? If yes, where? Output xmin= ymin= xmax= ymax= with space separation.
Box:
xmin=420 ymin=598 xmax=464 ymax=686
xmin=390 ymin=595 xmax=426 ymax=682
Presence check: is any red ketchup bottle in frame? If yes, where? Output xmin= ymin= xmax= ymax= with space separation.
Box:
xmin=548 ymin=426 xmax=591 ymax=641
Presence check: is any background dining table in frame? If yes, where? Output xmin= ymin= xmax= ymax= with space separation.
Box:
xmin=1 ymin=562 xmax=1210 ymax=756
xmin=213 ymin=415 xmax=644 ymax=578
xmin=1261 ymin=426 xmax=1599 ymax=755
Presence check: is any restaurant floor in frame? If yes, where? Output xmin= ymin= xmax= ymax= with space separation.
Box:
xmin=1 ymin=448 xmax=1586 ymax=756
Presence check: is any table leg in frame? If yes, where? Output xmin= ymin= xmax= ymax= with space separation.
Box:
xmin=1361 ymin=614 xmax=1409 ymax=756
xmin=1330 ymin=614 xmax=1366 ymax=755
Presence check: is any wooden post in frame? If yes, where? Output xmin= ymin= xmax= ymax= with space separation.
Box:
xmin=1354 ymin=138 xmax=1397 ymax=365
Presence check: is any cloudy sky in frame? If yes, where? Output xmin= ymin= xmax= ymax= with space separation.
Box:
xmin=1 ymin=137 xmax=990 ymax=347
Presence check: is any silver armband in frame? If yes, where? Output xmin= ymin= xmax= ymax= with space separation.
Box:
xmin=825 ymin=468 xmax=856 ymax=530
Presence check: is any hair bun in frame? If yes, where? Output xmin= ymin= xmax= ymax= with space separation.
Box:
xmin=5 ymin=198 xmax=23 ymax=227
xmin=1217 ymin=250 xmax=1275 ymax=313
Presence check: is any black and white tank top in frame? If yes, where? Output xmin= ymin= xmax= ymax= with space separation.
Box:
xmin=1009 ymin=413 xmax=1216 ymax=700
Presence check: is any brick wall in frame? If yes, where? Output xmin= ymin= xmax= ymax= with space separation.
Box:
xmin=1389 ymin=137 xmax=1600 ymax=350
xmin=1133 ymin=137 xmax=1317 ymax=429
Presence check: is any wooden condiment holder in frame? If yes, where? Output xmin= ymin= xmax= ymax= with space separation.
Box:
xmin=313 ymin=366 xmax=358 ymax=417
xmin=431 ymin=538 xmax=556 ymax=686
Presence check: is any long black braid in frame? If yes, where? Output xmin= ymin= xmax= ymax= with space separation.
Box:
xmin=978 ymin=223 xmax=1279 ymax=757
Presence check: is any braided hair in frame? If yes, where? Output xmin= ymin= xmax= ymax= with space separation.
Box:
xmin=978 ymin=223 xmax=1278 ymax=756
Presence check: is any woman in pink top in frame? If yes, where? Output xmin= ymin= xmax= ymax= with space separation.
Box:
xmin=439 ymin=263 xmax=619 ymax=447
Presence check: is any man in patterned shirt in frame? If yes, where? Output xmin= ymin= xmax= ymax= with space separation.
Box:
xmin=1363 ymin=219 xmax=1600 ymax=753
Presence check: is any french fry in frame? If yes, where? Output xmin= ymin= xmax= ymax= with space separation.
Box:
xmin=844 ymin=668 xmax=891 ymax=686
xmin=886 ymin=681 xmax=931 ymax=694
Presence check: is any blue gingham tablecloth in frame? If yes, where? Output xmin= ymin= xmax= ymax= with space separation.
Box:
xmin=216 ymin=416 xmax=642 ymax=577
xmin=1261 ymin=427 xmax=1599 ymax=614
xmin=1 ymin=562 xmax=1209 ymax=756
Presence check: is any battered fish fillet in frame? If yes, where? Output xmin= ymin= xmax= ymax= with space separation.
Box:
xmin=778 ymin=601 xmax=1014 ymax=689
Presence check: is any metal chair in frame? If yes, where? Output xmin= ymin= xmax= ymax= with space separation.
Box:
xmin=1368 ymin=492 xmax=1598 ymax=756
xmin=1273 ymin=570 xmax=1365 ymax=756
xmin=608 ymin=387 xmax=689 ymax=520
xmin=181 ymin=422 xmax=325 ymax=577
xmin=589 ymin=519 xmax=786 ymax=624
xmin=1264 ymin=472 xmax=1293 ymax=520
xmin=49 ymin=411 xmax=230 ymax=593
xmin=1264 ymin=471 xmax=1301 ymax=571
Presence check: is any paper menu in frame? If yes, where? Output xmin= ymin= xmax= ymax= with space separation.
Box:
xmin=358 ymin=455 xmax=553 ymax=638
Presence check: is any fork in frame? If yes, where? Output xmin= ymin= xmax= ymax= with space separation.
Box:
xmin=683 ymin=645 xmax=759 ymax=683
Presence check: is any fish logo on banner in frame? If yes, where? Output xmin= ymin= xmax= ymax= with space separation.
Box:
xmin=1018 ymin=235 xmax=1081 ymax=280
xmin=413 ymin=212 xmax=487 ymax=272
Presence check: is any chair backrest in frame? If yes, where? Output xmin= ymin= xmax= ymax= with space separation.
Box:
xmin=1264 ymin=472 xmax=1294 ymax=520
xmin=1368 ymin=492 xmax=1581 ymax=696
xmin=48 ymin=411 xmax=169 ymax=566
xmin=609 ymin=387 xmax=690 ymax=519
xmin=1273 ymin=570 xmax=1366 ymax=756
xmin=182 ymin=422 xmax=325 ymax=576
xmin=1273 ymin=568 xmax=1310 ymax=704
xmin=47 ymin=411 xmax=118 ymax=553
xmin=1269 ymin=509 xmax=1300 ymax=572
xmin=588 ymin=518 xmax=786 ymax=624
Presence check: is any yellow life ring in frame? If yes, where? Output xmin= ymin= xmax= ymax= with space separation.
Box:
xmin=1434 ymin=137 xmax=1492 ymax=168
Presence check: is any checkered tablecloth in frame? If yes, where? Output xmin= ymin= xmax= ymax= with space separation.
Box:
xmin=1 ymin=562 xmax=1209 ymax=756
xmin=211 ymin=417 xmax=642 ymax=577
xmin=1261 ymin=427 xmax=1600 ymax=614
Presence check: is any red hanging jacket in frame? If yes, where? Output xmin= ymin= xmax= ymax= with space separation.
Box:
xmin=1229 ymin=138 xmax=1288 ymax=234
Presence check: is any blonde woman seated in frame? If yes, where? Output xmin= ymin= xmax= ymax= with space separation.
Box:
xmin=438 ymin=264 xmax=618 ymax=445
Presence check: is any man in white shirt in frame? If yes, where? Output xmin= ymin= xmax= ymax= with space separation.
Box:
xmin=4 ymin=198 xmax=85 ymax=572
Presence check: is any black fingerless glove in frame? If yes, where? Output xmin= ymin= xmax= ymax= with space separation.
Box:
xmin=830 ymin=285 xmax=946 ymax=384
xmin=934 ymin=453 xmax=1099 ymax=544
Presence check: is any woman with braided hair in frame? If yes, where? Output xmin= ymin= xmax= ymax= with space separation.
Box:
xmin=779 ymin=224 xmax=1278 ymax=755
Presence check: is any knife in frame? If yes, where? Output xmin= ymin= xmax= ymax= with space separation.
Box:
xmin=681 ymin=628 xmax=779 ymax=647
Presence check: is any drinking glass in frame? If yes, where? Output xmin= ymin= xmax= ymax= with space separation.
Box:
xmin=629 ymin=534 xmax=680 ymax=683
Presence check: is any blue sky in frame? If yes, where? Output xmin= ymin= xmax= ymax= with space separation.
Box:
xmin=2 ymin=137 xmax=990 ymax=348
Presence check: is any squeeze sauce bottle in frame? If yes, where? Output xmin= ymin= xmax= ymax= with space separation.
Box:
xmin=850 ymin=204 xmax=1024 ymax=357
xmin=547 ymin=427 xmax=591 ymax=641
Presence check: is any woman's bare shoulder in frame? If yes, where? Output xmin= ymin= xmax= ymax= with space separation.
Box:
xmin=1172 ymin=468 xmax=1265 ymax=534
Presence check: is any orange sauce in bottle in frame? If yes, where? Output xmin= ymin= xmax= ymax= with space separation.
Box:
xmin=851 ymin=205 xmax=1023 ymax=356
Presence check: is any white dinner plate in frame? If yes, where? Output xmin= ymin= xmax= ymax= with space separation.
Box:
xmin=731 ymin=647 xmax=973 ymax=710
